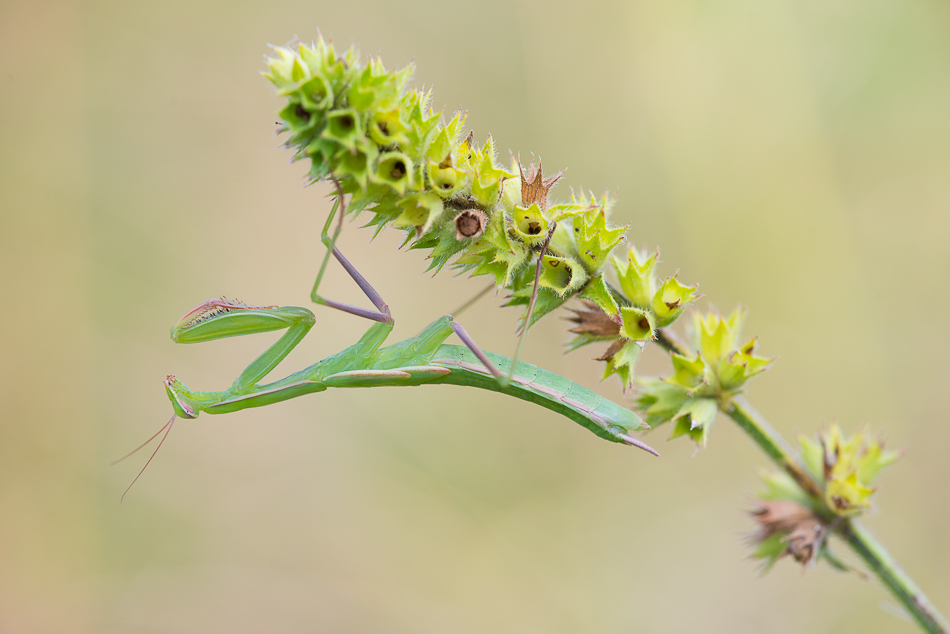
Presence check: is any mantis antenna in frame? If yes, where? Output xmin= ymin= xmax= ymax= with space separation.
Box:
xmin=111 ymin=414 xmax=176 ymax=503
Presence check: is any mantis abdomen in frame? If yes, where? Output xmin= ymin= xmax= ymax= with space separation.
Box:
xmin=430 ymin=344 xmax=649 ymax=447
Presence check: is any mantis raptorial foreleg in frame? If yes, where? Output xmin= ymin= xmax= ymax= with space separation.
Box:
xmin=164 ymin=298 xmax=320 ymax=419
xmin=172 ymin=298 xmax=316 ymax=393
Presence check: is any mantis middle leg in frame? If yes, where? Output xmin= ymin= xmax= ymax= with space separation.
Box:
xmin=305 ymin=184 xmax=508 ymax=384
xmin=309 ymin=179 xmax=393 ymax=324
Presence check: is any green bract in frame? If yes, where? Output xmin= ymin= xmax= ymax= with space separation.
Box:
xmin=635 ymin=308 xmax=774 ymax=447
xmin=800 ymin=423 xmax=903 ymax=516
xmin=266 ymin=36 xmax=699 ymax=388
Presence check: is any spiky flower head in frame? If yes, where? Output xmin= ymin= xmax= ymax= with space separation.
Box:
xmin=266 ymin=35 xmax=675 ymax=361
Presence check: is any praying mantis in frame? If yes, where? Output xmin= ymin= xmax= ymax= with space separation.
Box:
xmin=118 ymin=185 xmax=657 ymax=499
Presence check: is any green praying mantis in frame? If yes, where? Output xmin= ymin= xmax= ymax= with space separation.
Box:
xmin=117 ymin=186 xmax=658 ymax=500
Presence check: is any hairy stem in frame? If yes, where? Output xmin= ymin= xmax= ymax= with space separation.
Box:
xmin=841 ymin=521 xmax=950 ymax=634
xmin=654 ymin=328 xmax=949 ymax=634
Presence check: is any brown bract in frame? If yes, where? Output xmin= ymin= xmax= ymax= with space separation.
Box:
xmin=519 ymin=159 xmax=563 ymax=212
xmin=596 ymin=339 xmax=625 ymax=362
xmin=567 ymin=300 xmax=621 ymax=338
xmin=751 ymin=500 xmax=828 ymax=567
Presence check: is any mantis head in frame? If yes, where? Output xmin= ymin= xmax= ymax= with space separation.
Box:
xmin=164 ymin=375 xmax=199 ymax=419
xmin=112 ymin=371 xmax=200 ymax=501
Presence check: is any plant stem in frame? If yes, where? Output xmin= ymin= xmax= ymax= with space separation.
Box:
xmin=724 ymin=396 xmax=824 ymax=501
xmin=654 ymin=328 xmax=950 ymax=634
xmin=841 ymin=521 xmax=950 ymax=634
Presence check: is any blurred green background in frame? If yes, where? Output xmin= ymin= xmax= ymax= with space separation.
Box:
xmin=2 ymin=0 xmax=948 ymax=631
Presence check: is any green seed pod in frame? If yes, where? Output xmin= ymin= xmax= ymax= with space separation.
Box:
xmin=538 ymin=255 xmax=589 ymax=297
xmin=299 ymin=74 xmax=333 ymax=111
xmin=368 ymin=107 xmax=409 ymax=147
xmin=668 ymin=398 xmax=718 ymax=447
xmin=615 ymin=246 xmax=658 ymax=308
xmin=279 ymin=100 xmax=320 ymax=134
xmin=335 ymin=142 xmax=378 ymax=188
xmin=372 ymin=151 xmax=415 ymax=194
xmin=511 ymin=203 xmax=550 ymax=245
xmin=598 ymin=339 xmax=643 ymax=391
xmin=620 ymin=306 xmax=656 ymax=342
xmin=428 ymin=156 xmax=469 ymax=197
xmin=570 ymin=191 xmax=627 ymax=274
xmin=652 ymin=275 xmax=701 ymax=327
xmin=394 ymin=192 xmax=444 ymax=233
xmin=323 ymin=108 xmax=363 ymax=150
xmin=469 ymin=136 xmax=512 ymax=209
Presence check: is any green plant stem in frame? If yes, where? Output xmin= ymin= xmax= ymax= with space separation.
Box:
xmin=723 ymin=396 xmax=824 ymax=500
xmin=841 ymin=521 xmax=950 ymax=634
xmin=654 ymin=328 xmax=949 ymax=634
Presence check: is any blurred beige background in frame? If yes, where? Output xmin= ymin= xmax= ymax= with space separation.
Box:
xmin=2 ymin=0 xmax=948 ymax=631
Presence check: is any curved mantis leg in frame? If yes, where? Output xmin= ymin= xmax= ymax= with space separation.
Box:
xmin=305 ymin=190 xmax=511 ymax=386
xmin=310 ymin=180 xmax=344 ymax=303
xmin=171 ymin=299 xmax=317 ymax=392
xmin=164 ymin=300 xmax=318 ymax=418
xmin=310 ymin=181 xmax=392 ymax=324
xmin=448 ymin=321 xmax=506 ymax=382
